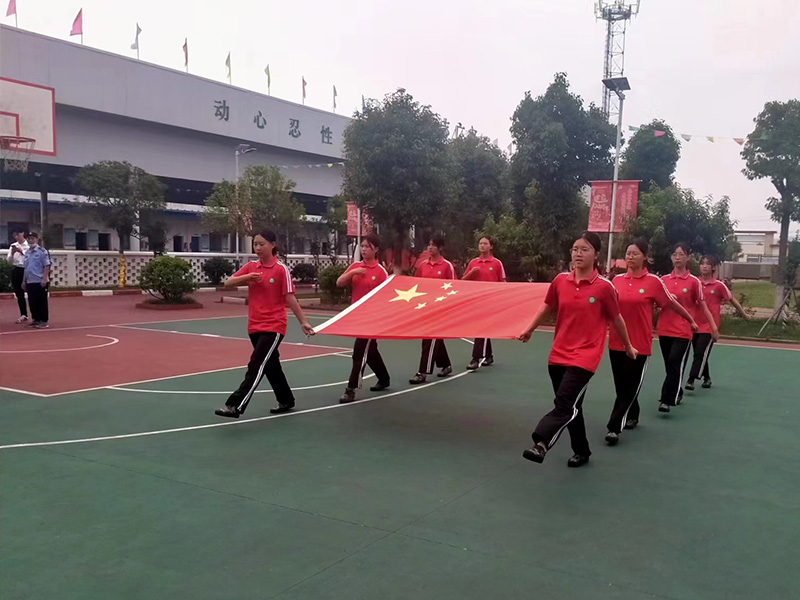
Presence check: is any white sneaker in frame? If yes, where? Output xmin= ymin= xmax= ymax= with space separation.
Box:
xmin=15 ymin=315 xmax=29 ymax=324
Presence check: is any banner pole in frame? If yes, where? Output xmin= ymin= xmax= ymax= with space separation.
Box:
xmin=607 ymin=91 xmax=625 ymax=273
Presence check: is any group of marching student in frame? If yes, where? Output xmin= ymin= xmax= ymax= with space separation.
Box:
xmin=335 ymin=233 xmax=505 ymax=404
xmin=519 ymin=232 xmax=748 ymax=469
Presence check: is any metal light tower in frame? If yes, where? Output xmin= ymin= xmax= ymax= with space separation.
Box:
xmin=595 ymin=1 xmax=640 ymax=121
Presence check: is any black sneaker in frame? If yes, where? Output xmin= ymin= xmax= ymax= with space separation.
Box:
xmin=408 ymin=373 xmax=426 ymax=385
xmin=466 ymin=359 xmax=480 ymax=371
xmin=370 ymin=381 xmax=390 ymax=392
xmin=701 ymin=379 xmax=712 ymax=389
xmin=522 ymin=443 xmax=547 ymax=464
xmin=269 ymin=404 xmax=294 ymax=414
xmin=658 ymin=403 xmax=671 ymax=413
xmin=605 ymin=432 xmax=619 ymax=446
xmin=214 ymin=406 xmax=241 ymax=419
xmin=567 ymin=454 xmax=590 ymax=468
xmin=482 ymin=357 xmax=494 ymax=366
xmin=623 ymin=419 xmax=638 ymax=430
xmin=437 ymin=366 xmax=453 ymax=378
xmin=685 ymin=380 xmax=695 ymax=391
xmin=339 ymin=388 xmax=356 ymax=404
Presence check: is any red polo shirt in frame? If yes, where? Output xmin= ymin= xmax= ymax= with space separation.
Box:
xmin=464 ymin=256 xmax=506 ymax=282
xmin=546 ymin=270 xmax=621 ymax=373
xmin=345 ymin=260 xmax=389 ymax=302
xmin=415 ymin=256 xmax=455 ymax=280
xmin=656 ymin=270 xmax=704 ymax=340
xmin=696 ymin=279 xmax=732 ymax=333
xmin=609 ymin=269 xmax=671 ymax=355
xmin=233 ymin=257 xmax=295 ymax=335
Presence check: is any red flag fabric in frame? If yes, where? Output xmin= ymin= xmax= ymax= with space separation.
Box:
xmin=588 ymin=180 xmax=640 ymax=233
xmin=6 ymin=0 xmax=16 ymax=17
xmin=70 ymin=8 xmax=83 ymax=36
xmin=654 ymin=130 xmax=666 ymax=137
xmin=734 ymin=138 xmax=745 ymax=145
xmin=313 ymin=275 xmax=548 ymax=340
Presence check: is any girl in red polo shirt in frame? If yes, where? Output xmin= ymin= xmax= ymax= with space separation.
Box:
xmin=518 ymin=232 xmax=638 ymax=468
xmin=685 ymin=256 xmax=749 ymax=391
xmin=605 ymin=239 xmax=697 ymax=444
xmin=463 ymin=236 xmax=506 ymax=370
xmin=215 ymin=230 xmax=315 ymax=419
xmin=336 ymin=233 xmax=391 ymax=404
xmin=655 ymin=243 xmax=718 ymax=413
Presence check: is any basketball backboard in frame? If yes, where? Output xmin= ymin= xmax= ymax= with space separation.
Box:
xmin=0 ymin=77 xmax=56 ymax=156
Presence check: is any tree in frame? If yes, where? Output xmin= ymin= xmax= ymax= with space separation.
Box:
xmin=436 ymin=129 xmax=507 ymax=265
xmin=619 ymin=119 xmax=681 ymax=192
xmin=508 ymin=73 xmax=616 ymax=264
xmin=203 ymin=165 xmax=305 ymax=259
xmin=625 ymin=185 xmax=739 ymax=274
xmin=325 ymin=194 xmax=348 ymax=260
xmin=343 ymin=88 xmax=451 ymax=269
xmin=477 ymin=214 xmax=543 ymax=282
xmin=741 ymin=99 xmax=800 ymax=309
xmin=77 ymin=160 xmax=166 ymax=286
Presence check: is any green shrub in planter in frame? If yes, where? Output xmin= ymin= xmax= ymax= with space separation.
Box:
xmin=140 ymin=255 xmax=198 ymax=302
xmin=202 ymin=256 xmax=235 ymax=285
xmin=0 ymin=260 xmax=13 ymax=293
xmin=317 ymin=263 xmax=349 ymax=305
xmin=291 ymin=262 xmax=317 ymax=283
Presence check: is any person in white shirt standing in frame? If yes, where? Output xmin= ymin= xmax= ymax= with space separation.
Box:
xmin=6 ymin=230 xmax=30 ymax=324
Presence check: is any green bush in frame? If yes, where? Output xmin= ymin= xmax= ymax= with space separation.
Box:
xmin=0 ymin=260 xmax=13 ymax=292
xmin=317 ymin=263 xmax=349 ymax=305
xmin=291 ymin=262 xmax=318 ymax=283
xmin=139 ymin=255 xmax=198 ymax=302
xmin=202 ymin=256 xmax=235 ymax=285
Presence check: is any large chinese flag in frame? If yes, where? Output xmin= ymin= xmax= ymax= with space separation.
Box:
xmin=314 ymin=276 xmax=548 ymax=339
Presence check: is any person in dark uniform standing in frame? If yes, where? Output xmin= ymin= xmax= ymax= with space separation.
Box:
xmin=337 ymin=233 xmax=391 ymax=404
xmin=22 ymin=232 xmax=51 ymax=329
xmin=7 ymin=229 xmax=29 ymax=324
xmin=685 ymin=256 xmax=749 ymax=391
xmin=605 ymin=239 xmax=697 ymax=445
xmin=215 ymin=229 xmax=315 ymax=418
xmin=656 ymin=243 xmax=717 ymax=413
xmin=462 ymin=236 xmax=506 ymax=370
xmin=408 ymin=235 xmax=456 ymax=384
xmin=519 ymin=232 xmax=638 ymax=468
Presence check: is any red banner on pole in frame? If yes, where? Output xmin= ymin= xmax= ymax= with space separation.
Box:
xmin=587 ymin=180 xmax=639 ymax=233
xmin=346 ymin=202 xmax=374 ymax=237
xmin=313 ymin=276 xmax=549 ymax=340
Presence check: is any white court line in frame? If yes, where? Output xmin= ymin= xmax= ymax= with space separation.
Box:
xmin=0 ymin=386 xmax=48 ymax=397
xmin=0 ymin=371 xmax=471 ymax=449
xmin=0 ymin=334 xmax=119 ymax=354
xmin=4 ymin=352 xmax=351 ymax=398
xmin=0 ymin=314 xmax=247 ymax=336
xmin=110 ymin=324 xmax=351 ymax=351
xmin=109 ymin=374 xmax=373 ymax=395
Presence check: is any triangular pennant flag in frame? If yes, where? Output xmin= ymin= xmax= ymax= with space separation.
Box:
xmin=733 ymin=138 xmax=745 ymax=145
xmin=182 ymin=38 xmax=188 ymax=69
xmin=492 ymin=138 xmax=499 ymax=146
xmin=70 ymin=8 xmax=83 ymax=37
xmin=265 ymin=65 xmax=271 ymax=92
xmin=681 ymin=134 xmax=692 ymax=142
xmin=654 ymin=130 xmax=666 ymax=137
xmin=7 ymin=0 xmax=17 ymax=18
xmin=507 ymin=143 xmax=513 ymax=153
xmin=706 ymin=136 xmax=715 ymax=143
xmin=130 ymin=23 xmax=142 ymax=50
xmin=225 ymin=52 xmax=231 ymax=82
xmin=628 ymin=125 xmax=639 ymax=132
xmin=333 ymin=85 xmax=337 ymax=110
xmin=302 ymin=76 xmax=307 ymax=100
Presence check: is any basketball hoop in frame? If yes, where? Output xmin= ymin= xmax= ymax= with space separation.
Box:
xmin=0 ymin=136 xmax=36 ymax=172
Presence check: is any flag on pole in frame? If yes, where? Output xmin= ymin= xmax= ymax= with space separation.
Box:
xmin=628 ymin=125 xmax=639 ymax=132
xmin=265 ymin=65 xmax=271 ymax=94
xmin=733 ymin=138 xmax=745 ymax=145
xmin=654 ymin=130 xmax=666 ymax=137
xmin=313 ymin=276 xmax=548 ymax=340
xmin=130 ymin=23 xmax=142 ymax=50
xmin=6 ymin=0 xmax=16 ymax=18
xmin=302 ymin=76 xmax=307 ymax=103
xmin=681 ymin=134 xmax=692 ymax=142
xmin=225 ymin=52 xmax=231 ymax=83
xmin=492 ymin=138 xmax=499 ymax=146
xmin=333 ymin=85 xmax=338 ymax=110
xmin=182 ymin=38 xmax=188 ymax=71
xmin=70 ymin=8 xmax=83 ymax=38
xmin=706 ymin=136 xmax=715 ymax=143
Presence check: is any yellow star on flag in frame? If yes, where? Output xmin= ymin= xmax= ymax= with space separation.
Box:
xmin=414 ymin=302 xmax=427 ymax=310
xmin=447 ymin=290 xmax=458 ymax=296
xmin=435 ymin=296 xmax=446 ymax=302
xmin=390 ymin=284 xmax=427 ymax=303
xmin=441 ymin=282 xmax=453 ymax=290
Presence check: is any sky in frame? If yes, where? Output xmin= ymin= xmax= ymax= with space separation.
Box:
xmin=4 ymin=0 xmax=800 ymax=234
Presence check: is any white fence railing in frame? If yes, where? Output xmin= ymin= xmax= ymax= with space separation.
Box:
xmin=48 ymin=251 xmax=348 ymax=288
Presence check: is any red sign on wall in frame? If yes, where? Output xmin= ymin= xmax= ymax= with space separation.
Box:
xmin=346 ymin=202 xmax=374 ymax=237
xmin=587 ymin=180 xmax=640 ymax=233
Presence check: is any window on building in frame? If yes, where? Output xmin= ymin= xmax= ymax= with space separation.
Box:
xmin=98 ymin=233 xmax=111 ymax=251
xmin=210 ymin=233 xmax=223 ymax=252
xmin=190 ymin=236 xmax=200 ymax=252
xmin=173 ymin=236 xmax=184 ymax=252
xmin=75 ymin=231 xmax=88 ymax=251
